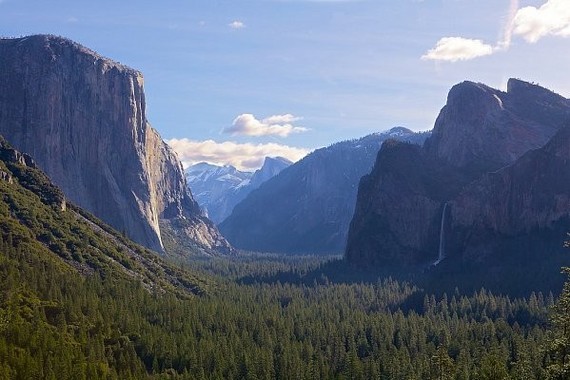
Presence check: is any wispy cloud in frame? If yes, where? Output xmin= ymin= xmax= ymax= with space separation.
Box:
xmin=422 ymin=0 xmax=570 ymax=63
xmin=167 ymin=138 xmax=310 ymax=171
xmin=497 ymin=0 xmax=520 ymax=49
xmin=421 ymin=37 xmax=494 ymax=62
xmin=223 ymin=113 xmax=308 ymax=137
xmin=513 ymin=0 xmax=570 ymax=43
xmin=229 ymin=20 xmax=246 ymax=30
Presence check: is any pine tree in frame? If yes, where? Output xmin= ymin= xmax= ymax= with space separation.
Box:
xmin=544 ymin=267 xmax=570 ymax=379
xmin=430 ymin=345 xmax=454 ymax=380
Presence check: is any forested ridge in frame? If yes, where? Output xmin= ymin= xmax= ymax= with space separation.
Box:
xmin=0 ymin=137 xmax=569 ymax=379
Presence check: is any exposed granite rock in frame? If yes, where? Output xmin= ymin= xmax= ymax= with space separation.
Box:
xmin=220 ymin=128 xmax=429 ymax=254
xmin=0 ymin=135 xmax=66 ymax=210
xmin=0 ymin=35 xmax=230 ymax=254
xmin=186 ymin=163 xmax=253 ymax=224
xmin=425 ymin=79 xmax=570 ymax=171
xmin=0 ymin=170 xmax=12 ymax=184
xmin=449 ymin=126 xmax=570 ymax=261
xmin=347 ymin=79 xmax=570 ymax=269
xmin=345 ymin=140 xmax=474 ymax=265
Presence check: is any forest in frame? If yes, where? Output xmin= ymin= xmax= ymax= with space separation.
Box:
xmin=0 ymin=141 xmax=569 ymax=379
xmin=1 ymin=237 xmax=569 ymax=379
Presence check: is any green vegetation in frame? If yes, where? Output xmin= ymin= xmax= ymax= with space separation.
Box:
xmin=543 ymin=267 xmax=570 ymax=379
xmin=0 ymin=137 xmax=569 ymax=379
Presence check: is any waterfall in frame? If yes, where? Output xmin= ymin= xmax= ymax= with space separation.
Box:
xmin=433 ymin=202 xmax=449 ymax=266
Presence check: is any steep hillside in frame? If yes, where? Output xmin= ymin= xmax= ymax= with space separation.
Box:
xmin=347 ymin=79 xmax=570 ymax=285
xmin=0 ymin=134 xmax=218 ymax=377
xmin=0 ymin=34 xmax=231 ymax=255
xmin=0 ymin=135 xmax=207 ymax=295
xmin=220 ymin=128 xmax=429 ymax=254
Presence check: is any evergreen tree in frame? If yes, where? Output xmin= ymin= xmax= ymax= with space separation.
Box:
xmin=544 ymin=267 xmax=570 ymax=379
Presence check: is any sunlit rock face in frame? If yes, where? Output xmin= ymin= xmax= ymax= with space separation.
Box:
xmin=0 ymin=34 xmax=231 ymax=254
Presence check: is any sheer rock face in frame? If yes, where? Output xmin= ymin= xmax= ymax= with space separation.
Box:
xmin=425 ymin=79 xmax=570 ymax=171
xmin=449 ymin=126 xmax=570 ymax=261
xmin=0 ymin=35 xmax=230 ymax=254
xmin=347 ymin=79 xmax=570 ymax=268
xmin=220 ymin=128 xmax=429 ymax=255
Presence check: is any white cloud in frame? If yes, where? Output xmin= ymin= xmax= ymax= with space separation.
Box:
xmin=167 ymin=138 xmax=310 ymax=171
xmin=229 ymin=20 xmax=246 ymax=29
xmin=421 ymin=37 xmax=494 ymax=62
xmin=223 ymin=113 xmax=309 ymax=137
xmin=423 ymin=0 xmax=570 ymax=63
xmin=513 ymin=0 xmax=570 ymax=43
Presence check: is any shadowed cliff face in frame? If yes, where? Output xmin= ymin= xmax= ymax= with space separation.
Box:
xmin=0 ymin=35 xmax=230 ymax=254
xmin=449 ymin=126 xmax=570 ymax=261
xmin=347 ymin=79 xmax=570 ymax=269
xmin=220 ymin=128 xmax=429 ymax=255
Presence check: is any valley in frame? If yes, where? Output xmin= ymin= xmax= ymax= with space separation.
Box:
xmin=0 ymin=16 xmax=569 ymax=379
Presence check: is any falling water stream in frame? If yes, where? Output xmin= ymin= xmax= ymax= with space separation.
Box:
xmin=433 ymin=202 xmax=449 ymax=266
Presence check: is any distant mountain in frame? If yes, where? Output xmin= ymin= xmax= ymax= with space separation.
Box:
xmin=247 ymin=157 xmax=293 ymax=190
xmin=186 ymin=163 xmax=253 ymax=223
xmin=219 ymin=127 xmax=429 ymax=254
xmin=346 ymin=79 xmax=570 ymax=291
xmin=0 ymin=34 xmax=231 ymax=255
xmin=186 ymin=157 xmax=292 ymax=224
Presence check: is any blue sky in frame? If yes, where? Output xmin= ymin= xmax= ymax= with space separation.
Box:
xmin=1 ymin=0 xmax=569 ymax=170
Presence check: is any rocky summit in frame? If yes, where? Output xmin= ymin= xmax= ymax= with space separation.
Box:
xmin=0 ymin=35 xmax=231 ymax=255
xmin=346 ymin=79 xmax=570 ymax=286
xmin=186 ymin=156 xmax=291 ymax=224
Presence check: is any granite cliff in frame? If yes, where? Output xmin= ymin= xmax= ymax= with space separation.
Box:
xmin=346 ymin=79 xmax=570 ymax=277
xmin=0 ymin=35 xmax=231 ymax=254
xmin=425 ymin=79 xmax=570 ymax=171
xmin=449 ymin=126 xmax=570 ymax=262
xmin=220 ymin=128 xmax=429 ymax=254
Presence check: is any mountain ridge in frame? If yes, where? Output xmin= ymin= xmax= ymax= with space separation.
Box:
xmin=346 ymin=79 xmax=570 ymax=285
xmin=220 ymin=127 xmax=429 ymax=254
xmin=186 ymin=156 xmax=292 ymax=224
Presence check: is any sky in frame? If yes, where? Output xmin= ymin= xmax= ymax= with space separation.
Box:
xmin=1 ymin=0 xmax=570 ymax=170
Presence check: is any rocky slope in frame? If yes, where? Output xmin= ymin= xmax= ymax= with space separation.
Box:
xmin=347 ymin=79 xmax=570 ymax=272
xmin=0 ymin=34 xmax=230 ymax=255
xmin=220 ymin=128 xmax=429 ymax=254
xmin=186 ymin=156 xmax=291 ymax=224
xmin=0 ymin=135 xmax=207 ymax=294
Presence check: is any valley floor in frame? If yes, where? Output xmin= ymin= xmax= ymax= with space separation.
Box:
xmin=2 ymin=242 xmax=568 ymax=379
